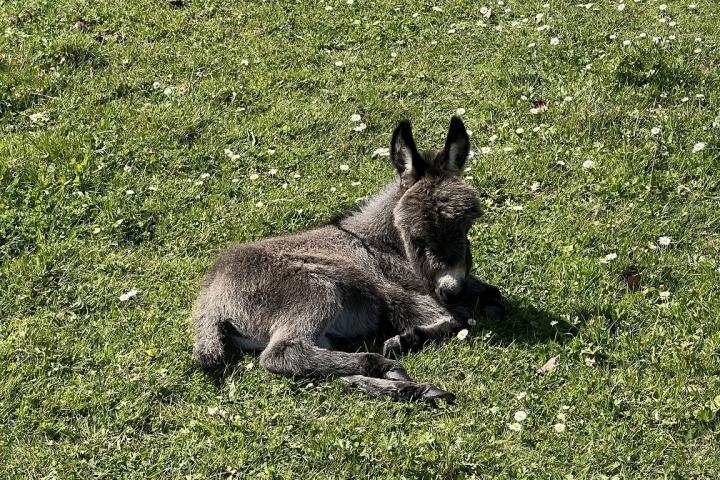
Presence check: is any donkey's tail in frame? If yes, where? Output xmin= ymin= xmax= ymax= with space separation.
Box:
xmin=192 ymin=301 xmax=225 ymax=370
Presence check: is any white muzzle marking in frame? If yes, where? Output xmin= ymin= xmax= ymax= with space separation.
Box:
xmin=436 ymin=266 xmax=466 ymax=295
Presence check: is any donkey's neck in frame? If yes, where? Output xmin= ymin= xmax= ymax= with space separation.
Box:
xmin=338 ymin=178 xmax=405 ymax=252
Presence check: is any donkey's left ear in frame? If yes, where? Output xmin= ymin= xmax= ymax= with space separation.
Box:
xmin=440 ymin=116 xmax=470 ymax=174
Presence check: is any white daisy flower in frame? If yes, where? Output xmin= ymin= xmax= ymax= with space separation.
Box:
xmin=119 ymin=288 xmax=139 ymax=302
xmin=582 ymin=159 xmax=594 ymax=169
xmin=456 ymin=107 xmax=466 ymax=115
xmin=554 ymin=423 xmax=566 ymax=433
xmin=659 ymin=291 xmax=671 ymax=299
xmin=514 ymin=411 xmax=528 ymax=422
xmin=339 ymin=164 xmax=350 ymax=171
xmin=658 ymin=236 xmax=672 ymax=246
xmin=508 ymin=422 xmax=522 ymax=432
xmin=600 ymin=253 xmax=618 ymax=263
xmin=249 ymin=173 xmax=259 ymax=181
xmin=353 ymin=123 xmax=367 ymax=132
xmin=456 ymin=329 xmax=469 ymax=340
xmin=550 ymin=37 xmax=560 ymax=46
xmin=372 ymin=147 xmax=390 ymax=157
xmin=692 ymin=142 xmax=706 ymax=153
xmin=651 ymin=127 xmax=661 ymax=135
xmin=350 ymin=113 xmax=362 ymax=122
xmin=334 ymin=60 xmax=344 ymax=67
xmin=516 ymin=391 xmax=527 ymax=400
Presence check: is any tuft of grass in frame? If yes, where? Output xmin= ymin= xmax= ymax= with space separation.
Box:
xmin=1 ymin=0 xmax=719 ymax=478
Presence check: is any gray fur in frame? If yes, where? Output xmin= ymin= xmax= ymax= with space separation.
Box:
xmin=192 ymin=117 xmax=502 ymax=402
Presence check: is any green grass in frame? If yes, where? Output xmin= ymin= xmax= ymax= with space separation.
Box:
xmin=1 ymin=0 xmax=719 ymax=478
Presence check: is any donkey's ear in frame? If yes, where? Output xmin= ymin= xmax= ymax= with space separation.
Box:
xmin=440 ymin=116 xmax=470 ymax=174
xmin=391 ymin=120 xmax=424 ymax=185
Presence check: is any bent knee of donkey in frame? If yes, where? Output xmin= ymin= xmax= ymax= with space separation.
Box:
xmin=259 ymin=340 xmax=305 ymax=376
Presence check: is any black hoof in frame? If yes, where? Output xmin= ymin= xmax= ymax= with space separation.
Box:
xmin=382 ymin=335 xmax=402 ymax=358
xmin=384 ymin=367 xmax=411 ymax=382
xmin=420 ymin=384 xmax=456 ymax=404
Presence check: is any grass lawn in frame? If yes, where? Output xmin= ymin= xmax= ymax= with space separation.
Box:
xmin=2 ymin=0 xmax=720 ymax=477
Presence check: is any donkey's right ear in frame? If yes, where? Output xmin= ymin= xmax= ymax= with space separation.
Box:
xmin=390 ymin=120 xmax=424 ymax=185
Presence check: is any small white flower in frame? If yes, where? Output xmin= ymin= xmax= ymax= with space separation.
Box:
xmin=609 ymin=34 xmax=617 ymax=40
xmin=651 ymin=127 xmax=661 ymax=135
xmin=508 ymin=422 xmax=522 ymax=432
xmin=564 ymin=96 xmax=573 ymax=102
xmin=527 ymin=42 xmax=536 ymax=48
xmin=503 ymin=146 xmax=513 ymax=153
xmin=600 ymin=253 xmax=618 ymax=263
xmin=639 ymin=32 xmax=647 ymax=38
xmin=511 ymin=205 xmax=524 ymax=211
xmin=353 ymin=123 xmax=367 ymax=132
xmin=480 ymin=146 xmax=492 ymax=155
xmin=152 ymin=81 xmax=161 ymax=89
xmin=334 ymin=60 xmax=344 ymax=67
xmin=339 ymin=164 xmax=350 ymax=171
xmin=557 ymin=160 xmax=566 ymax=166
xmin=456 ymin=329 xmax=469 ymax=340
xmin=696 ymin=94 xmax=705 ymax=100
xmin=658 ymin=236 xmax=672 ymax=246
xmin=268 ymin=168 xmax=278 ymax=176
xmin=241 ymin=58 xmax=249 ymax=66
xmin=467 ymin=318 xmax=477 ymax=326
xmin=447 ymin=28 xmax=456 ymax=34
xmin=245 ymin=362 xmax=254 ymax=370
xmin=659 ymin=291 xmax=671 ymax=300
xmin=550 ymin=320 xmax=559 ymax=326
xmin=372 ymin=147 xmax=390 ymax=157
xmin=126 ymin=189 xmax=135 ymax=195
xmin=207 ymin=406 xmax=227 ymax=418
xmin=532 ymin=126 xmax=540 ymax=132
xmin=553 ymin=423 xmax=566 ymax=433
xmin=516 ymin=391 xmax=527 ymax=400
xmin=514 ymin=411 xmax=528 ymax=422
xmin=350 ymin=113 xmax=362 ymax=122
xmin=199 ymin=173 xmax=210 ymax=180
xmin=456 ymin=107 xmax=466 ymax=115
xmin=659 ymin=4 xmax=667 ymax=11
xmin=622 ymin=39 xmax=631 ymax=46
xmin=692 ymin=142 xmax=706 ymax=153
xmin=550 ymin=37 xmax=560 ymax=45
xmin=688 ymin=3 xmax=697 ymax=9
xmin=617 ymin=3 xmax=625 ymax=11
xmin=325 ymin=5 xmax=333 ymax=11
xmin=489 ymin=134 xmax=498 ymax=142
xmin=582 ymin=159 xmax=594 ymax=169
xmin=432 ymin=5 xmax=443 ymax=12
xmin=347 ymin=0 xmax=354 ymax=5
xmin=163 ymin=86 xmax=174 ymax=96
xmin=224 ymin=148 xmax=241 ymax=161
xmin=249 ymin=173 xmax=259 ymax=181
xmin=515 ymin=127 xmax=524 ymax=134
xmin=466 ymin=129 xmax=473 ymax=136
xmin=681 ymin=97 xmax=690 ymax=103
xmin=119 ymin=288 xmax=139 ymax=302
xmin=530 ymin=108 xmax=539 ymax=115
xmin=255 ymin=201 xmax=264 ymax=208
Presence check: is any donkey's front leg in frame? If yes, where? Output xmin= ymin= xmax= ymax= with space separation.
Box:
xmin=459 ymin=274 xmax=505 ymax=319
xmin=383 ymin=293 xmax=465 ymax=358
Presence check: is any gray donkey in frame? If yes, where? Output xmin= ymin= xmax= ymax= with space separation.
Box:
xmin=193 ymin=117 xmax=503 ymax=402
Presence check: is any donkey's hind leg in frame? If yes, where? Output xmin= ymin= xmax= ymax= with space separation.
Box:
xmin=259 ymin=334 xmax=409 ymax=380
xmin=339 ymin=375 xmax=455 ymax=404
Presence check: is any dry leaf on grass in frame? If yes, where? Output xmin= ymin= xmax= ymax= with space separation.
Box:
xmin=536 ymin=355 xmax=559 ymax=376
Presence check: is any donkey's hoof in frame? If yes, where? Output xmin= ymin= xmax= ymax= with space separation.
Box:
xmin=384 ymin=367 xmax=411 ymax=382
xmin=382 ymin=335 xmax=402 ymax=358
xmin=420 ymin=384 xmax=456 ymax=404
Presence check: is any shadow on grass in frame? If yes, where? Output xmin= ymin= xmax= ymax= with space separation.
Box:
xmin=472 ymin=296 xmax=581 ymax=347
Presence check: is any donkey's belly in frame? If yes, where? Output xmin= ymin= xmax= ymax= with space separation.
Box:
xmin=325 ymin=306 xmax=380 ymax=340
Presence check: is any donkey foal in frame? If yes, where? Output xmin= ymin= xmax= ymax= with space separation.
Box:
xmin=193 ymin=117 xmax=503 ymax=402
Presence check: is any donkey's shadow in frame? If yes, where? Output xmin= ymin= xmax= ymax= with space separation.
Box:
xmin=472 ymin=297 xmax=580 ymax=347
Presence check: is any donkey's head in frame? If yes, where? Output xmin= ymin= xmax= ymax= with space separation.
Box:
xmin=390 ymin=117 xmax=482 ymax=303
